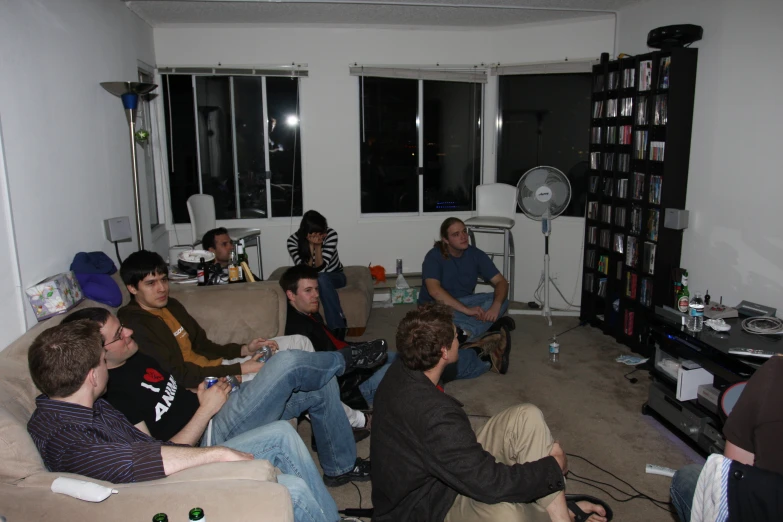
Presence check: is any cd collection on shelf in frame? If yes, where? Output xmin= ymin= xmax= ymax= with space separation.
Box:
xmin=582 ymin=48 xmax=698 ymax=353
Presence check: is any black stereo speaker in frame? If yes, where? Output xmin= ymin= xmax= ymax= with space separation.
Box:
xmin=647 ymin=24 xmax=703 ymax=49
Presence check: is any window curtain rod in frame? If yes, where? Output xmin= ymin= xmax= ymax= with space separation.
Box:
xmin=349 ymin=65 xmax=488 ymax=84
xmin=491 ymin=58 xmax=599 ymax=76
xmin=159 ymin=65 xmax=308 ymax=77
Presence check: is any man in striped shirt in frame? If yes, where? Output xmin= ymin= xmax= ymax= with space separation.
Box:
xmin=26 ymin=320 xmax=343 ymax=522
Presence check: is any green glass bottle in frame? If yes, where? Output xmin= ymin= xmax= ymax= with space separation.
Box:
xmin=152 ymin=514 xmax=168 ymax=522
xmin=189 ymin=507 xmax=205 ymax=521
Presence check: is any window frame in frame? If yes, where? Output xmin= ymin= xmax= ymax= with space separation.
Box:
xmin=355 ymin=70 xmax=486 ymax=218
xmin=493 ymin=59 xmax=598 ymax=221
xmin=137 ymin=60 xmax=167 ymax=238
xmin=158 ymin=66 xmax=307 ymax=225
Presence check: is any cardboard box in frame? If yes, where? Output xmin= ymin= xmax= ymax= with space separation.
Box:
xmin=26 ymin=271 xmax=84 ymax=321
xmin=391 ymin=288 xmax=419 ymax=305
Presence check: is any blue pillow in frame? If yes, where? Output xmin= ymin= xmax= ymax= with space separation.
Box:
xmin=74 ymin=273 xmax=122 ymax=307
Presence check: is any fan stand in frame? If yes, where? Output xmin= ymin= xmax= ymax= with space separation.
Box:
xmin=542 ymin=211 xmax=553 ymax=327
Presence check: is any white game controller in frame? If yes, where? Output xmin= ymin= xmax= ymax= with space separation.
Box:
xmin=706 ymin=318 xmax=731 ymax=332
xmin=51 ymin=477 xmax=118 ymax=502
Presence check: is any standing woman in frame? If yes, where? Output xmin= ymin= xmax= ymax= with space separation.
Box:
xmin=287 ymin=210 xmax=348 ymax=336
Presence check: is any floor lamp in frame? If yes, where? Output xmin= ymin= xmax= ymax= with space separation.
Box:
xmin=100 ymin=81 xmax=157 ymax=250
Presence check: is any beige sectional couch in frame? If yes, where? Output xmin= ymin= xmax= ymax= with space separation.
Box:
xmin=0 ymin=275 xmax=295 ymax=521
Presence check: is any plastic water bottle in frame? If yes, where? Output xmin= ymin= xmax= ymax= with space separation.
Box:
xmin=549 ymin=341 xmax=560 ymax=363
xmin=687 ymin=293 xmax=705 ymax=332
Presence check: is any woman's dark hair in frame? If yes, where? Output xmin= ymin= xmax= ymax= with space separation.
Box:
xmin=434 ymin=217 xmax=465 ymax=259
xmin=295 ymin=210 xmax=328 ymax=265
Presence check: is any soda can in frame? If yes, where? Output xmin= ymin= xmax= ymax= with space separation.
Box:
xmin=204 ymin=376 xmax=218 ymax=389
xmin=257 ymin=345 xmax=272 ymax=363
xmin=225 ymin=375 xmax=240 ymax=393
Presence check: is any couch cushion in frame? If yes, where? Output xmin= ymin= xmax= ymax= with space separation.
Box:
xmin=169 ymin=282 xmax=285 ymax=343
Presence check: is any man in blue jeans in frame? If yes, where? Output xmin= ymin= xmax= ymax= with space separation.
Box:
xmin=418 ymin=217 xmax=515 ymax=378
xmin=27 ymin=320 xmax=344 ymax=522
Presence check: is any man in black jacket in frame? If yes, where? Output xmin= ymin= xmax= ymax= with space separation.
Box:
xmin=371 ymin=302 xmax=608 ymax=522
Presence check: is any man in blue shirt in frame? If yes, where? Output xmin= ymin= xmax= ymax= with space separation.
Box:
xmin=419 ymin=217 xmax=515 ymax=377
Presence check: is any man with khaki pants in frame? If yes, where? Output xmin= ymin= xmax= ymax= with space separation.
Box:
xmin=371 ymin=302 xmax=610 ymax=522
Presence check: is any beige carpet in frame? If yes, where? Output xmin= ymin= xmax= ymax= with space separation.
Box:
xmin=295 ymin=305 xmax=704 ymax=521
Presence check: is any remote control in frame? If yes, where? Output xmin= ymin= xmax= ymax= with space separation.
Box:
xmin=728 ymin=348 xmax=776 ymax=359
xmin=645 ymin=464 xmax=676 ymax=478
xmin=51 ymin=477 xmax=118 ymax=502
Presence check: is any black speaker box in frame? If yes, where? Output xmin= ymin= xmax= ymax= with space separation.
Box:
xmin=647 ymin=24 xmax=703 ymax=49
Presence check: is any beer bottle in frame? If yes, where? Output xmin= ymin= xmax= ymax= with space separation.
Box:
xmin=197 ymin=257 xmax=206 ymax=286
xmin=237 ymin=240 xmax=248 ymax=281
xmin=152 ymin=514 xmax=168 ymax=522
xmin=676 ymin=270 xmax=690 ymax=313
xmin=228 ymin=251 xmax=240 ymax=283
xmin=189 ymin=507 xmax=205 ymax=521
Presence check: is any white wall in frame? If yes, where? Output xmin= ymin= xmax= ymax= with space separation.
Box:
xmin=0 ymin=0 xmax=155 ymax=343
xmin=618 ymin=0 xmax=783 ymax=313
xmin=155 ymin=16 xmax=615 ymax=306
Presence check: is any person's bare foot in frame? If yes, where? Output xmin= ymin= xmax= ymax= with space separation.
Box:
xmin=570 ymin=501 xmax=608 ymax=522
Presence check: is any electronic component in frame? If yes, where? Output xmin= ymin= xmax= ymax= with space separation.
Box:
xmin=736 ymin=300 xmax=776 ymax=318
xmin=728 ymin=348 xmax=776 ymax=359
xmin=103 ymin=216 xmax=132 ymax=242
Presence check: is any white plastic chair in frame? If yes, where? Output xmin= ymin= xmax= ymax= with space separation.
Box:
xmin=463 ymin=183 xmax=517 ymax=301
xmin=186 ymin=194 xmax=264 ymax=280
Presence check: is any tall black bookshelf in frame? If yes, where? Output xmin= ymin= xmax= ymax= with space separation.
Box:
xmin=580 ymin=48 xmax=698 ymax=356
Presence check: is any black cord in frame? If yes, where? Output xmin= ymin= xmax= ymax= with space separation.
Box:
xmin=351 ymin=481 xmax=362 ymax=509
xmin=624 ymin=367 xmax=641 ymax=384
xmin=567 ymin=453 xmax=674 ymax=513
xmin=113 ymin=241 xmax=122 ymax=265
xmin=551 ymin=320 xmax=588 ymax=340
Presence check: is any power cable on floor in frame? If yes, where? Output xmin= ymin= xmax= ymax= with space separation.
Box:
xmin=566 ymin=454 xmax=674 ymax=514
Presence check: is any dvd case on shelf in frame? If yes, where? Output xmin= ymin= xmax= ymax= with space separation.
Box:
xmin=608 ymin=71 xmax=619 ymax=90
xmin=600 ymin=229 xmax=611 ymax=249
xmin=607 ymin=126 xmax=617 ymax=144
xmin=651 ymin=141 xmax=665 ymax=161
xmin=640 ymin=278 xmax=653 ymax=307
xmin=592 ymin=100 xmax=604 ymax=118
xmin=632 ymin=172 xmax=645 ymax=200
xmin=649 ymin=175 xmax=662 ymax=205
xmin=598 ymin=255 xmax=609 ymax=275
xmin=636 ymin=95 xmax=648 ymax=125
xmin=589 ymin=175 xmax=599 ymax=193
xmin=639 ymin=60 xmax=652 ymax=91
xmin=624 ymin=309 xmax=635 ymax=335
xmin=643 ymin=242 xmax=657 ymax=275
xmin=626 ymin=271 xmax=638 ymax=299
xmin=591 ymin=126 xmax=602 ymax=144
xmin=606 ymin=98 xmax=617 ymax=118
xmin=604 ymin=153 xmax=615 ymax=171
xmin=586 ymin=249 xmax=597 ymax=269
xmin=584 ymin=272 xmax=595 ymax=293
xmin=622 ymin=67 xmax=635 ymax=89
xmin=614 ymin=233 xmax=625 ymax=253
xmin=634 ymin=131 xmax=649 ymax=160
xmin=626 ymin=236 xmax=639 ymax=267
xmin=587 ymin=226 xmax=598 ymax=244
xmin=615 ymin=206 xmax=627 ymax=227
xmin=647 ymin=209 xmax=660 ymax=242
xmin=590 ymin=152 xmax=600 ymax=170
xmin=630 ymin=206 xmax=643 ymax=235
xmin=621 ymin=97 xmax=634 ymax=117
xmin=619 ymin=125 xmax=632 ymax=145
xmin=598 ymin=277 xmax=607 ymax=297
xmin=618 ymin=153 xmax=630 ymax=172
xmin=601 ymin=204 xmax=612 ymax=224
xmin=617 ymin=178 xmax=629 ymax=199
xmin=602 ymin=177 xmax=613 ymax=197
xmin=659 ymin=56 xmax=671 ymax=89
xmin=654 ymin=94 xmax=668 ymax=126
xmin=587 ymin=201 xmax=599 ymax=220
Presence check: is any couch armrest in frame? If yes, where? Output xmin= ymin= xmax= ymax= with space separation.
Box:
xmin=10 ymin=461 xmax=292 ymax=521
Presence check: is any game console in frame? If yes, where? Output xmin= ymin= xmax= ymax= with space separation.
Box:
xmin=647 ymin=25 xmax=704 ymax=50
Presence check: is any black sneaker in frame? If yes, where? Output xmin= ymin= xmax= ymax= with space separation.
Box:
xmin=344 ymin=340 xmax=388 ymax=370
xmin=488 ymin=315 xmax=516 ymax=333
xmin=323 ymin=457 xmax=371 ymax=487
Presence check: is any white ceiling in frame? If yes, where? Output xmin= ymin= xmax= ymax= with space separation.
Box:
xmin=125 ymin=0 xmax=643 ymax=28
